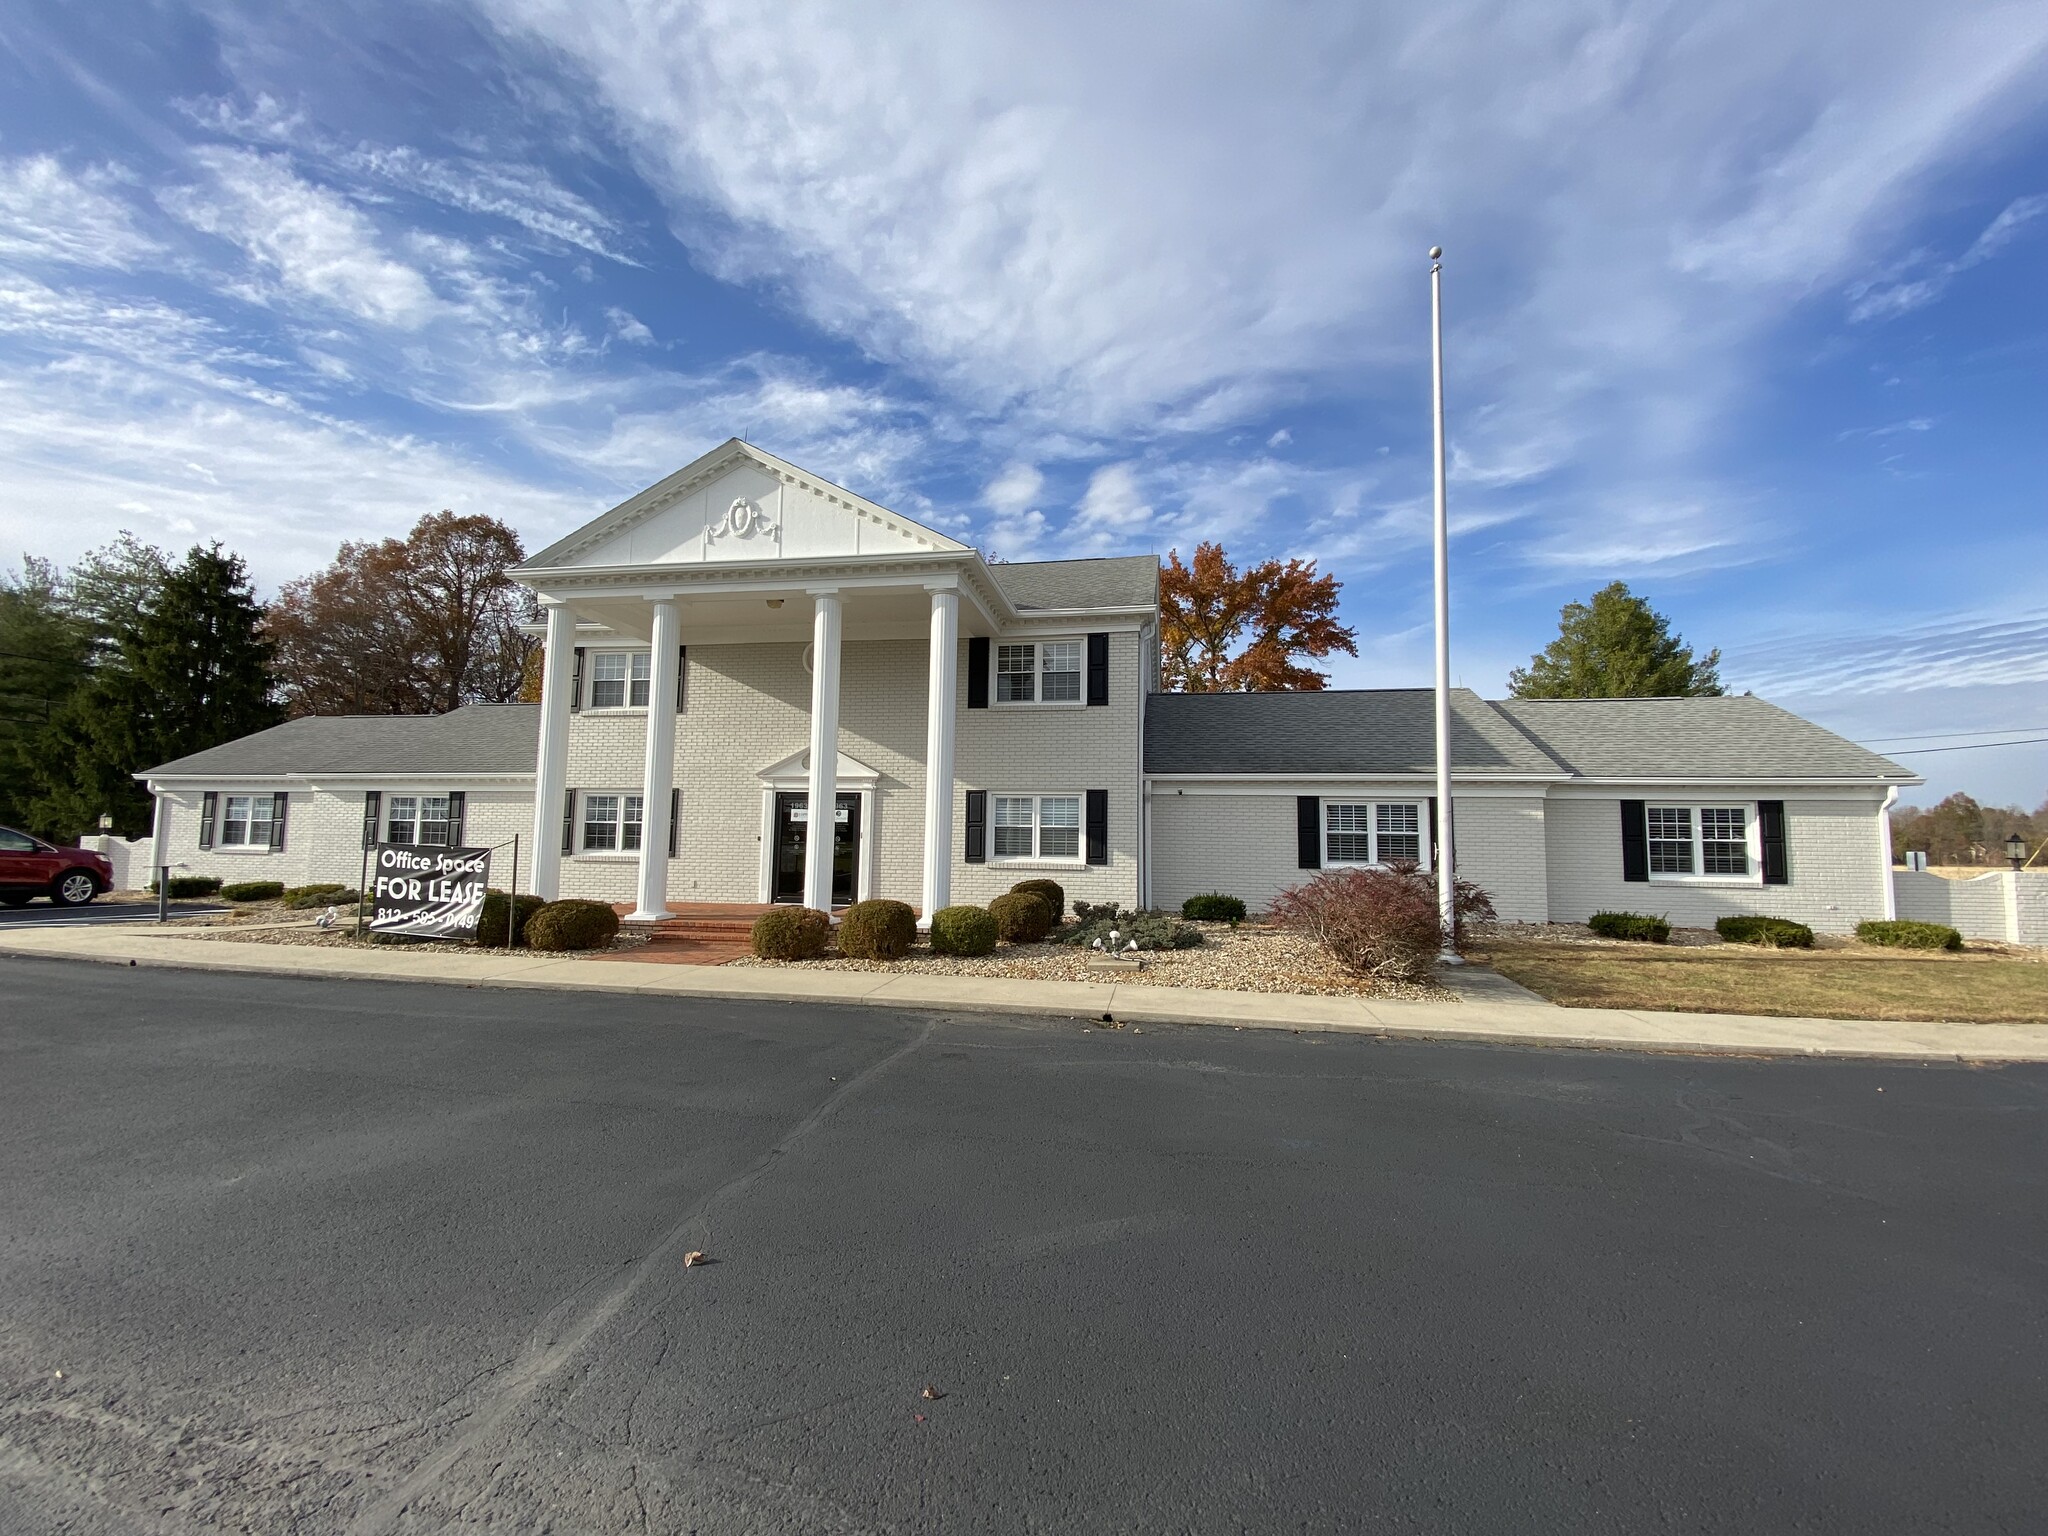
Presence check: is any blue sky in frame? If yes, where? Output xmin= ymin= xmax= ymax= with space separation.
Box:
xmin=1 ymin=1 xmax=2044 ymax=809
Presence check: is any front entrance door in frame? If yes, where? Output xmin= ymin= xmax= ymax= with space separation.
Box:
xmin=772 ymin=792 xmax=861 ymax=906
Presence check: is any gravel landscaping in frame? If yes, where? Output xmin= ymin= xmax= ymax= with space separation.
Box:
xmin=730 ymin=919 xmax=1452 ymax=1000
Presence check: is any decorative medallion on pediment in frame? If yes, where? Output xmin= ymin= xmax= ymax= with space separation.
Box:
xmin=706 ymin=495 xmax=780 ymax=551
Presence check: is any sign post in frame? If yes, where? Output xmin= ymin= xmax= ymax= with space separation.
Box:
xmin=367 ymin=844 xmax=492 ymax=941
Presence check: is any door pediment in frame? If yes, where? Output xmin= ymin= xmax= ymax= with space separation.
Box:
xmin=758 ymin=749 xmax=881 ymax=789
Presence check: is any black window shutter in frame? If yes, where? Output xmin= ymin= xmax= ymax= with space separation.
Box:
xmin=967 ymin=637 xmax=989 ymax=709
xmin=561 ymin=789 xmax=577 ymax=855
xmin=198 ymin=791 xmax=217 ymax=850
xmin=668 ymin=786 xmax=681 ymax=858
xmin=1620 ymin=800 xmax=1649 ymax=883
xmin=964 ymin=789 xmax=987 ymax=863
xmin=570 ymin=646 xmax=585 ymax=712
xmin=1428 ymin=796 xmax=1439 ymax=869
xmin=269 ymin=792 xmax=289 ymax=852
xmin=1758 ymin=800 xmax=1789 ymax=885
xmin=446 ymin=791 xmax=466 ymax=848
xmin=361 ymin=791 xmax=381 ymax=849
xmin=676 ymin=645 xmax=688 ymax=711
xmin=1087 ymin=632 xmax=1109 ymax=707
xmin=1296 ymin=796 xmax=1321 ymax=869
xmin=1086 ymin=789 xmax=1109 ymax=864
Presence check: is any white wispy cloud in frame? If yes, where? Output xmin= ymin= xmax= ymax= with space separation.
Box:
xmin=1730 ymin=609 xmax=2048 ymax=696
xmin=1845 ymin=193 xmax=2048 ymax=321
xmin=0 ymin=155 xmax=164 ymax=269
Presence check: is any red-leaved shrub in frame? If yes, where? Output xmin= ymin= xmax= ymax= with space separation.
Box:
xmin=1269 ymin=864 xmax=1496 ymax=982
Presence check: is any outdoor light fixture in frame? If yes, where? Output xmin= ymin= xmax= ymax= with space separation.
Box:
xmin=98 ymin=813 xmax=113 ymax=830
xmin=2008 ymin=833 xmax=2027 ymax=870
xmin=766 ymin=598 xmax=785 ymax=608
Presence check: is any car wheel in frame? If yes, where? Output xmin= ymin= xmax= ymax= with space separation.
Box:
xmin=50 ymin=871 xmax=100 ymax=907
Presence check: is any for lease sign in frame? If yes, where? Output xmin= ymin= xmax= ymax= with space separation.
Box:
xmin=369 ymin=844 xmax=491 ymax=939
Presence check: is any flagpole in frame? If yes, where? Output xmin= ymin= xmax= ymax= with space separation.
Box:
xmin=1430 ymin=245 xmax=1461 ymax=964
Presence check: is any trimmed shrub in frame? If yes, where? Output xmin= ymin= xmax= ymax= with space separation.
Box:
xmin=221 ymin=880 xmax=285 ymax=903
xmin=283 ymin=882 xmax=354 ymax=910
xmin=1064 ymin=910 xmax=1203 ymax=951
xmin=751 ymin=906 xmax=831 ymax=960
xmin=146 ymin=875 xmax=223 ymax=898
xmin=525 ymin=898 xmax=622 ymax=952
xmin=1715 ymin=915 xmax=1815 ymax=949
xmin=1007 ymin=878 xmax=1066 ymax=924
xmin=1856 ymin=918 xmax=1963 ymax=951
xmin=478 ymin=889 xmax=546 ymax=948
xmin=929 ymin=905 xmax=998 ymax=956
xmin=1588 ymin=911 xmax=1670 ymax=943
xmin=1072 ymin=899 xmax=1124 ymax=924
xmin=990 ymin=890 xmax=1056 ymax=943
xmin=1270 ymin=866 xmax=1498 ymax=981
xmin=1181 ymin=893 xmax=1247 ymax=923
xmin=839 ymin=898 xmax=917 ymax=960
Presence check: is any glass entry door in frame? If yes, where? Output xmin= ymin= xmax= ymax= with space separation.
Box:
xmin=772 ymin=792 xmax=861 ymax=905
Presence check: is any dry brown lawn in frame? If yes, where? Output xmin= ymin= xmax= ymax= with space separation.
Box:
xmin=1470 ymin=937 xmax=2048 ymax=1023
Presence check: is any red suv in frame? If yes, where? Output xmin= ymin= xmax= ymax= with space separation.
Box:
xmin=0 ymin=826 xmax=113 ymax=907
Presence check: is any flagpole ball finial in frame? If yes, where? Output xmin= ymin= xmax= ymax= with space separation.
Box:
xmin=1429 ymin=245 xmax=1443 ymax=260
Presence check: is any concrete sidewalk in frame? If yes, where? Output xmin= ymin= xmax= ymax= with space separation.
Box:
xmin=2 ymin=923 xmax=2042 ymax=1062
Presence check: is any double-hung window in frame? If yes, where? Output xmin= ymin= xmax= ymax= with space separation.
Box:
xmin=994 ymin=641 xmax=1082 ymax=704
xmin=220 ymin=793 xmax=276 ymax=848
xmin=589 ymin=651 xmax=650 ymax=709
xmin=1324 ymin=801 xmax=1425 ymax=868
xmin=386 ymin=795 xmax=452 ymax=847
xmin=992 ymin=794 xmax=1083 ymax=862
xmin=581 ymin=793 xmax=644 ymax=853
xmin=1648 ymin=804 xmax=1751 ymax=880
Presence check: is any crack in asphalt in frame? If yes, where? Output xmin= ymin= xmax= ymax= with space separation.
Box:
xmin=341 ymin=1016 xmax=935 ymax=1535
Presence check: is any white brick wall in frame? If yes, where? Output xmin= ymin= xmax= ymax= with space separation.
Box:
xmin=1544 ymin=787 xmax=1890 ymax=933
xmin=1894 ymin=869 xmax=2048 ymax=944
xmin=1148 ymin=783 xmax=1548 ymax=920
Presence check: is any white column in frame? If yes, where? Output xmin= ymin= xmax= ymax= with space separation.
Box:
xmin=919 ymin=587 xmax=959 ymax=926
xmin=529 ymin=600 xmax=578 ymax=900
xmin=802 ymin=589 xmax=843 ymax=913
xmin=630 ymin=597 xmax=682 ymax=922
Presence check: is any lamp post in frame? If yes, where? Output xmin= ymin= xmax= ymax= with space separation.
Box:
xmin=2007 ymin=833 xmax=2027 ymax=871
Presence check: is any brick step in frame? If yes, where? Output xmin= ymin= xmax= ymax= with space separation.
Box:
xmin=640 ymin=920 xmax=758 ymax=941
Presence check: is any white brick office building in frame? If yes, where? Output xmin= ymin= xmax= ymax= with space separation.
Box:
xmin=139 ymin=441 xmax=1919 ymax=932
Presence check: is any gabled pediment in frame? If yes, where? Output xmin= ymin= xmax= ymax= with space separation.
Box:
xmin=757 ymin=748 xmax=881 ymax=788
xmin=521 ymin=439 xmax=968 ymax=571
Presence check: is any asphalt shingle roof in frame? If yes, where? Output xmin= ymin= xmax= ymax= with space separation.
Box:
xmin=141 ymin=704 xmax=539 ymax=779
xmin=1145 ymin=689 xmax=1563 ymax=776
xmin=988 ymin=555 xmax=1158 ymax=612
xmin=1487 ymin=696 xmax=1914 ymax=780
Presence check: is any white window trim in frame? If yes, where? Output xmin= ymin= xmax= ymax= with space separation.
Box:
xmin=215 ymin=791 xmax=279 ymax=852
xmin=383 ymin=791 xmax=456 ymax=849
xmin=1646 ymin=802 xmax=1763 ymax=886
xmin=574 ymin=790 xmax=646 ymax=859
xmin=990 ymin=638 xmax=1088 ymax=710
xmin=989 ymin=792 xmax=1086 ymax=867
xmin=1320 ymin=799 xmax=1431 ymax=873
xmin=584 ymin=650 xmax=652 ymax=713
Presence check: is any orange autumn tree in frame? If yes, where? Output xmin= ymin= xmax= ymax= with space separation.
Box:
xmin=1160 ymin=542 xmax=1357 ymax=691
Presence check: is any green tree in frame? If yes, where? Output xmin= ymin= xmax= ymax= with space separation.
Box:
xmin=29 ymin=544 xmax=281 ymax=838
xmin=1508 ymin=581 xmax=1723 ymax=698
xmin=0 ymin=558 xmax=94 ymax=835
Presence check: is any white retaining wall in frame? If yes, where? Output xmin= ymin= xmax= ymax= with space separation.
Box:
xmin=1893 ymin=869 xmax=2048 ymax=945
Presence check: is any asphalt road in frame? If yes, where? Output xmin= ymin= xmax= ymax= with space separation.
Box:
xmin=2 ymin=958 xmax=2043 ymax=1534
xmin=0 ymin=901 xmax=227 ymax=929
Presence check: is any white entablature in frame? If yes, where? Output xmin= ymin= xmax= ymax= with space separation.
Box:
xmin=521 ymin=438 xmax=969 ymax=572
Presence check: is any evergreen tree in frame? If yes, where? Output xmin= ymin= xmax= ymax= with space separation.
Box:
xmin=0 ymin=558 xmax=95 ymax=835
xmin=29 ymin=544 xmax=281 ymax=837
xmin=1508 ymin=581 xmax=1723 ymax=699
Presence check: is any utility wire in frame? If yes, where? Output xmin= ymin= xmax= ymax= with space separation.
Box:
xmin=1862 ymin=725 xmax=2048 ymax=743
xmin=1880 ymin=736 xmax=2048 ymax=755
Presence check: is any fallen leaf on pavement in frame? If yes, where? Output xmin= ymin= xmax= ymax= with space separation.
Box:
xmin=921 ymin=1385 xmax=944 ymax=1400
xmin=683 ymin=1251 xmax=708 ymax=1268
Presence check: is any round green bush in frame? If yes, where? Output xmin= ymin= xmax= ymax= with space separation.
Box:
xmin=1714 ymin=915 xmax=1815 ymax=949
xmin=1181 ymin=893 xmax=1247 ymax=923
xmin=1855 ymin=918 xmax=1963 ymax=951
xmin=1588 ymin=911 xmax=1670 ymax=943
xmin=478 ymin=889 xmax=546 ymax=947
xmin=1007 ymin=878 xmax=1066 ymax=924
xmin=929 ymin=904 xmax=998 ymax=956
xmin=838 ymin=898 xmax=917 ymax=960
xmin=148 ymin=875 xmax=223 ymax=898
xmin=989 ymin=890 xmax=1055 ymax=943
xmin=221 ymin=880 xmax=285 ymax=903
xmin=525 ymin=898 xmax=622 ymax=952
xmin=283 ymin=882 xmax=355 ymax=910
xmin=751 ymin=906 xmax=831 ymax=960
